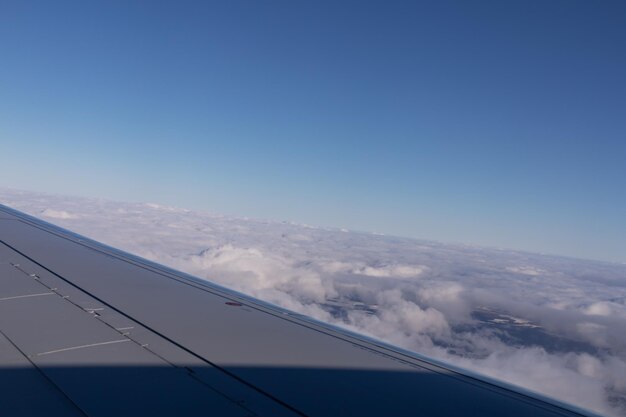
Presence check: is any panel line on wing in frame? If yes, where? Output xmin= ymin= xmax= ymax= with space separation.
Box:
xmin=0 ymin=292 xmax=55 ymax=301
xmin=35 ymin=339 xmax=131 ymax=357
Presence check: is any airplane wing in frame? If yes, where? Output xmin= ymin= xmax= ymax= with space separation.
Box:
xmin=0 ymin=204 xmax=593 ymax=417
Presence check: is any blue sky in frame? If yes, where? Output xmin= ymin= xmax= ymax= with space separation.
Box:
xmin=1 ymin=1 xmax=625 ymax=262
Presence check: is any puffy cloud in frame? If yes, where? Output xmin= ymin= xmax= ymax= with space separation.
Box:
xmin=319 ymin=260 xmax=427 ymax=278
xmin=40 ymin=208 xmax=78 ymax=219
xmin=584 ymin=301 xmax=626 ymax=318
xmin=356 ymin=264 xmax=427 ymax=278
xmin=180 ymin=244 xmax=338 ymax=305
xmin=2 ymin=187 xmax=626 ymax=416
xmin=506 ymin=265 xmax=545 ymax=276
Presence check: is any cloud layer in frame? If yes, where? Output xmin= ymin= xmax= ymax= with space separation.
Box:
xmin=2 ymin=188 xmax=625 ymax=416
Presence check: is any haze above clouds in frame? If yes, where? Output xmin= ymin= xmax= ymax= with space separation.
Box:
xmin=2 ymin=188 xmax=625 ymax=416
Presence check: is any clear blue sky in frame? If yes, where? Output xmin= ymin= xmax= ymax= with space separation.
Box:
xmin=1 ymin=1 xmax=625 ymax=262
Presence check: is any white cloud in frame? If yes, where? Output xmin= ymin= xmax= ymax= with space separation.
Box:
xmin=584 ymin=301 xmax=626 ymax=318
xmin=506 ymin=265 xmax=545 ymax=276
xmin=180 ymin=244 xmax=337 ymax=304
xmin=40 ymin=208 xmax=78 ymax=219
xmin=357 ymin=264 xmax=427 ymax=278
